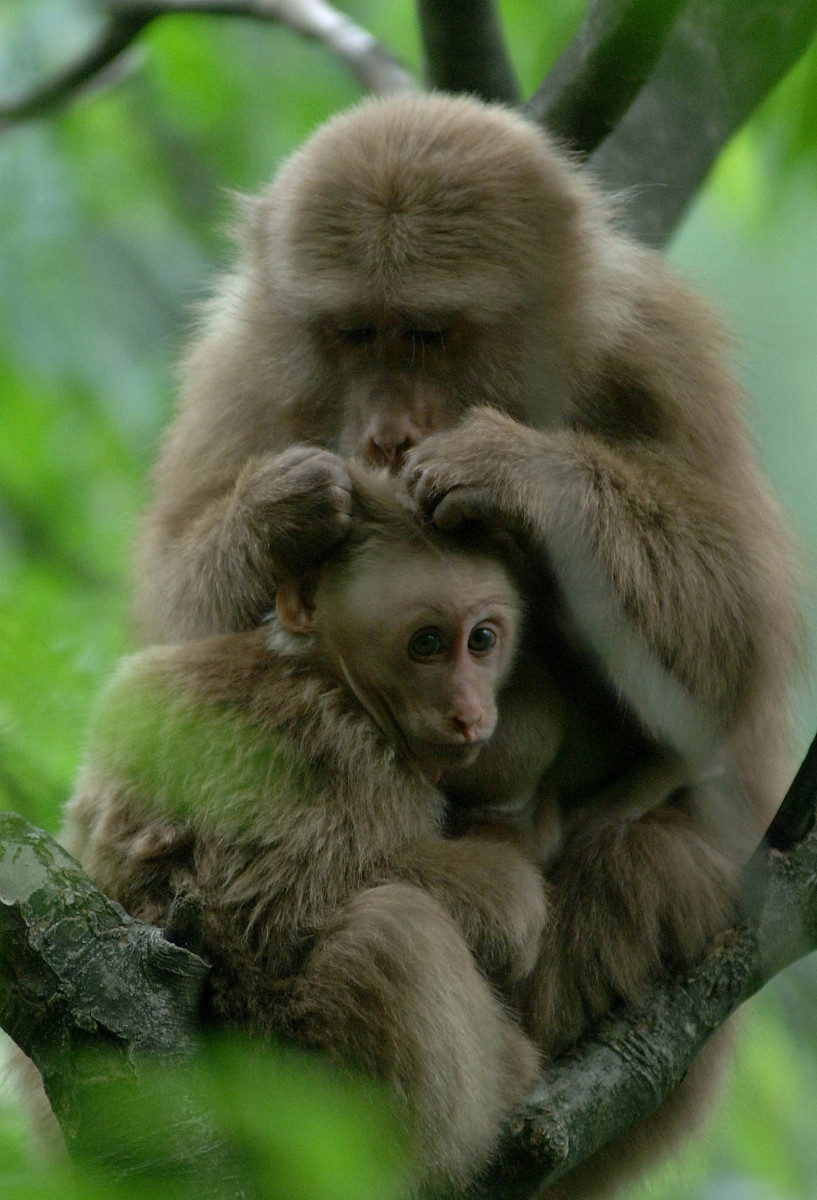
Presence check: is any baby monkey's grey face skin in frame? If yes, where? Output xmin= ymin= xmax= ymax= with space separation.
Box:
xmin=276 ymin=540 xmax=521 ymax=781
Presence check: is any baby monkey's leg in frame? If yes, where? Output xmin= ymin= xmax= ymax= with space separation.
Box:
xmin=294 ymin=882 xmax=539 ymax=1190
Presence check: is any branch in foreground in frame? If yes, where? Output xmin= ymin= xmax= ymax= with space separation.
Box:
xmin=585 ymin=0 xmax=817 ymax=245
xmin=2 ymin=795 xmax=817 ymax=1200
xmin=0 ymin=812 xmax=254 ymax=1198
xmin=417 ymin=0 xmax=520 ymax=104
xmin=0 ymin=0 xmax=415 ymax=128
xmin=526 ymin=0 xmax=687 ymax=155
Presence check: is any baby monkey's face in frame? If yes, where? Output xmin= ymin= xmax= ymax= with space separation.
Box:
xmin=313 ymin=543 xmax=521 ymax=780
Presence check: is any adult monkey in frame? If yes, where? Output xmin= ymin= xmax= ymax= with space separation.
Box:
xmin=133 ymin=93 xmax=799 ymax=1193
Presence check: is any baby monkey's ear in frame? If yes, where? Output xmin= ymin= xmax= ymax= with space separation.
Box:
xmin=275 ymin=575 xmax=318 ymax=633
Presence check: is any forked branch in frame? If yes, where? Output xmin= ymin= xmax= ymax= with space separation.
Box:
xmin=6 ymin=0 xmax=817 ymax=249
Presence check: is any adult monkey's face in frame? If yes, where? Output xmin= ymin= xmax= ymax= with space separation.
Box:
xmin=243 ymin=92 xmax=596 ymax=466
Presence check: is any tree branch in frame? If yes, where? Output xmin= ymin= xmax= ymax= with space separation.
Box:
xmin=8 ymin=0 xmax=816 ymax=251
xmin=417 ymin=0 xmax=520 ymax=104
xmin=583 ymin=0 xmax=817 ymax=245
xmin=122 ymin=0 xmax=417 ymax=95
xmin=0 ymin=812 xmax=254 ymax=1196
xmin=0 ymin=0 xmax=415 ymax=127
xmin=756 ymin=729 xmax=817 ymax=854
xmin=0 ymin=12 xmax=150 ymax=127
xmin=462 ymin=822 xmax=817 ymax=1198
xmin=526 ymin=0 xmax=687 ymax=154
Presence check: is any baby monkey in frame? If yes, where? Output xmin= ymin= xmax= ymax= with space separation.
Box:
xmin=62 ymin=461 xmax=546 ymax=1191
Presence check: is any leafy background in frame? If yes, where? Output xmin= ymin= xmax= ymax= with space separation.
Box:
xmin=2 ymin=1 xmax=817 ymax=1197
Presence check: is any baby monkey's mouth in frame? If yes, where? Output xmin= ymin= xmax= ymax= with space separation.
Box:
xmin=337 ymin=661 xmax=490 ymax=784
xmin=411 ymin=738 xmax=486 ymax=783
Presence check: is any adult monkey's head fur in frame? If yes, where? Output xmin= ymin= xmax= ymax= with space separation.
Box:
xmin=192 ymin=93 xmax=614 ymax=469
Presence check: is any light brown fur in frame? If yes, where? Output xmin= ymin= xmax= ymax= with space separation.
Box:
xmin=129 ymin=92 xmax=800 ymax=1194
xmin=61 ymin=474 xmax=546 ymax=1192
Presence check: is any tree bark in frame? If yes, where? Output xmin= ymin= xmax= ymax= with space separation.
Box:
xmin=586 ymin=0 xmax=817 ymax=244
xmin=417 ymin=0 xmax=520 ymax=103
xmin=0 ymin=812 xmax=254 ymax=1197
xmin=526 ymin=0 xmax=687 ymax=154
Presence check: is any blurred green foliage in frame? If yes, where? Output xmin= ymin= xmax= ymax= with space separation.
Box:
xmin=2 ymin=2 xmax=817 ymax=1198
xmin=1 ymin=1035 xmax=408 ymax=1199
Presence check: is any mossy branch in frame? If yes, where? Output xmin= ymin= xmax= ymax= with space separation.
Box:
xmin=0 ymin=811 xmax=254 ymax=1197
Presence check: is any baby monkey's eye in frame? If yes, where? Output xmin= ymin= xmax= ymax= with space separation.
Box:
xmin=409 ymin=629 xmax=446 ymax=659
xmin=468 ymin=626 xmax=497 ymax=654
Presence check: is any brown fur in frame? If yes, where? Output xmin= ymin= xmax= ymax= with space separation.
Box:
xmin=59 ymin=478 xmax=545 ymax=1192
xmin=128 ymin=92 xmax=799 ymax=1195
